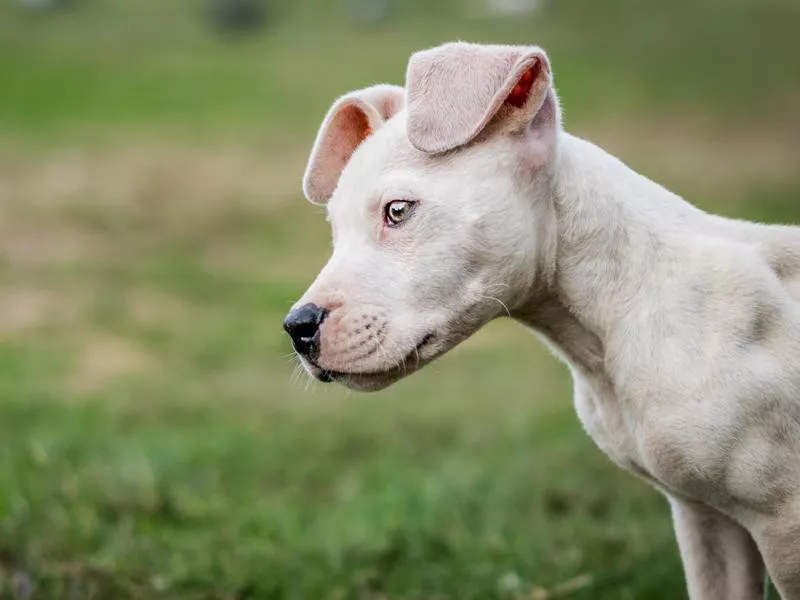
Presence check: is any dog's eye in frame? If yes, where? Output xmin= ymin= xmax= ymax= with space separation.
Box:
xmin=384 ymin=200 xmax=417 ymax=227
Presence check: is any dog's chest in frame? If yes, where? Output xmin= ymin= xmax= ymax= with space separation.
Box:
xmin=571 ymin=373 xmax=651 ymax=477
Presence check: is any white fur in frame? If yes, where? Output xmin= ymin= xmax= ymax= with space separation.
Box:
xmin=290 ymin=42 xmax=800 ymax=599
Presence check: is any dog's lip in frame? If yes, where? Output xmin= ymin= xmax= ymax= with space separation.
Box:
xmin=312 ymin=333 xmax=436 ymax=383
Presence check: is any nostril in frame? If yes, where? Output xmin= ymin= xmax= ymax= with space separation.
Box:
xmin=284 ymin=318 xmax=316 ymax=339
xmin=283 ymin=303 xmax=329 ymax=357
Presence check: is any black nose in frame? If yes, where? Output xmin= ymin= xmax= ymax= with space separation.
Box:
xmin=283 ymin=303 xmax=328 ymax=358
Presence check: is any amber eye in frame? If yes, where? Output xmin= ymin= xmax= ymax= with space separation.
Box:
xmin=384 ymin=200 xmax=417 ymax=227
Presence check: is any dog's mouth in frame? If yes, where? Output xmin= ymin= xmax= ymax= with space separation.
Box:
xmin=310 ymin=333 xmax=436 ymax=385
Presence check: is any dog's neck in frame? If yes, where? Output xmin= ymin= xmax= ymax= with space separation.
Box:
xmin=512 ymin=132 xmax=699 ymax=377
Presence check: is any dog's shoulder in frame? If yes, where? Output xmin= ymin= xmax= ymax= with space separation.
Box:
xmin=609 ymin=217 xmax=800 ymax=397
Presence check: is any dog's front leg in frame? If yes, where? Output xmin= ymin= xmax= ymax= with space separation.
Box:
xmin=752 ymin=510 xmax=800 ymax=600
xmin=669 ymin=498 xmax=765 ymax=600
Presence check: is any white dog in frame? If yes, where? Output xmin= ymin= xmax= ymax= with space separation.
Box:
xmin=284 ymin=42 xmax=800 ymax=599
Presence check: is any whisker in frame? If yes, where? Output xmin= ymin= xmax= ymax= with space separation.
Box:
xmin=481 ymin=293 xmax=512 ymax=318
xmin=374 ymin=337 xmax=394 ymax=371
xmin=291 ymin=362 xmax=312 ymax=389
xmin=381 ymin=334 xmax=407 ymax=376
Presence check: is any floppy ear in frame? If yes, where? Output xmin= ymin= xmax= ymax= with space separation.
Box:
xmin=405 ymin=42 xmax=558 ymax=154
xmin=302 ymin=84 xmax=406 ymax=205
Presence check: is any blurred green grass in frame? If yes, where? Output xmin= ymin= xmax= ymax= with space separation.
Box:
xmin=0 ymin=0 xmax=798 ymax=598
xmin=2 ymin=0 xmax=799 ymax=141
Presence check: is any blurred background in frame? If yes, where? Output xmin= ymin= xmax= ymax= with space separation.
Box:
xmin=0 ymin=0 xmax=798 ymax=598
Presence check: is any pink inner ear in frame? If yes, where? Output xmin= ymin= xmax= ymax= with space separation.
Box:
xmin=505 ymin=60 xmax=542 ymax=109
xmin=331 ymin=105 xmax=372 ymax=172
xmin=343 ymin=105 xmax=371 ymax=146
xmin=305 ymin=104 xmax=372 ymax=204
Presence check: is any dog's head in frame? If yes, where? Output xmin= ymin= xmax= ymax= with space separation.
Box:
xmin=285 ymin=42 xmax=562 ymax=391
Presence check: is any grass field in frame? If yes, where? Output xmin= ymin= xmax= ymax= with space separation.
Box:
xmin=0 ymin=0 xmax=799 ymax=598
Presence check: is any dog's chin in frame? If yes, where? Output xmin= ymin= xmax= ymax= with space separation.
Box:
xmin=327 ymin=369 xmax=406 ymax=392
xmin=302 ymin=333 xmax=440 ymax=392
xmin=301 ymin=359 xmax=417 ymax=392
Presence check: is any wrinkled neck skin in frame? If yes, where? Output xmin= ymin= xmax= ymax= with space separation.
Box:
xmin=511 ymin=131 xmax=702 ymax=380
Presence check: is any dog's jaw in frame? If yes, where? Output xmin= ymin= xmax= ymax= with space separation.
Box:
xmin=300 ymin=332 xmax=438 ymax=391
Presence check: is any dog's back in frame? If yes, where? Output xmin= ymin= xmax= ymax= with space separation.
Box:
xmin=722 ymin=217 xmax=800 ymax=301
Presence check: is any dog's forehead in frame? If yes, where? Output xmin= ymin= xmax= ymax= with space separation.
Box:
xmin=328 ymin=113 xmax=428 ymax=214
